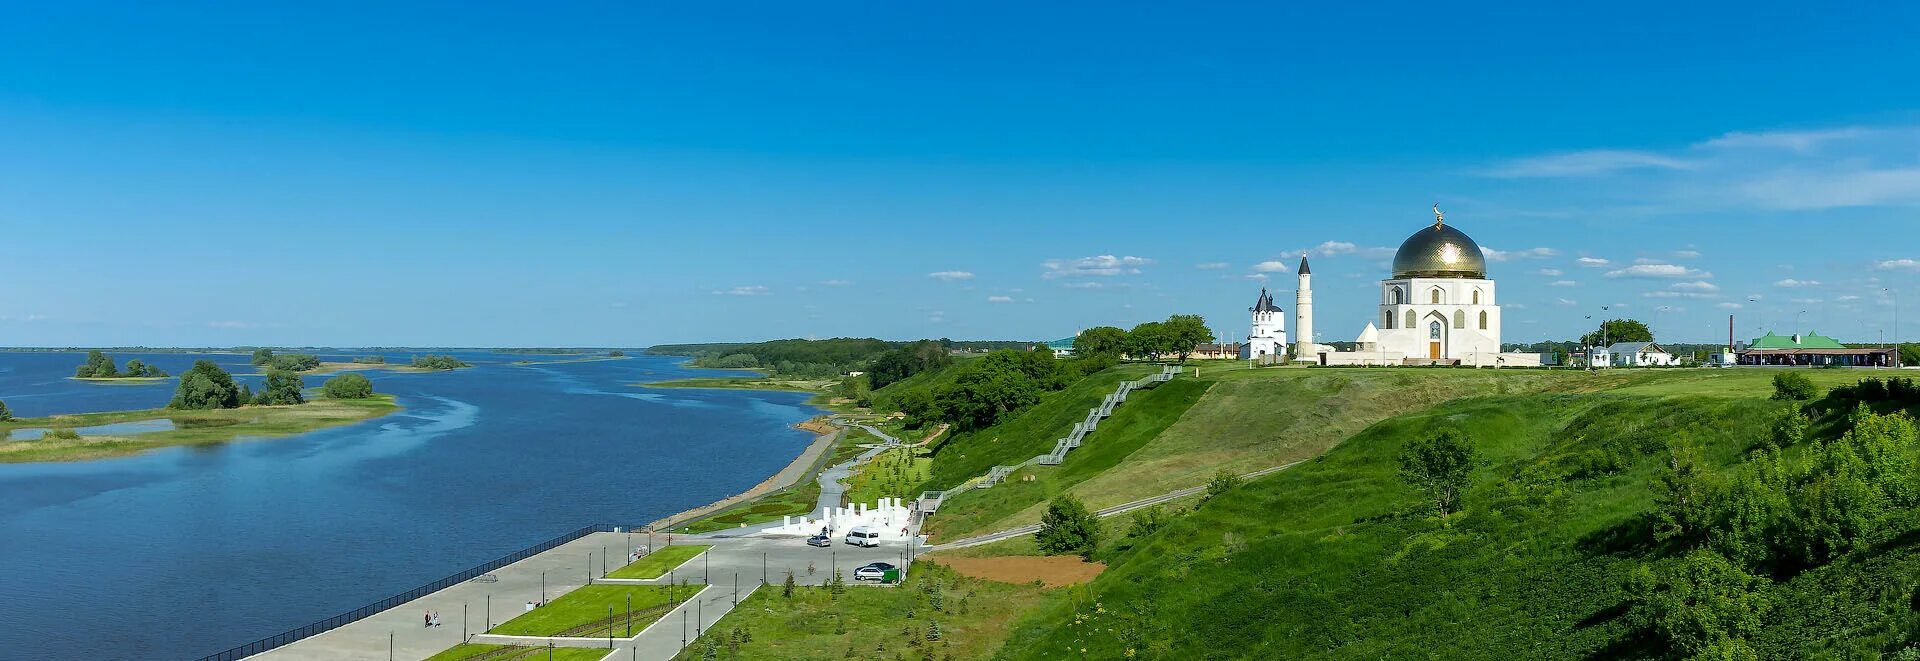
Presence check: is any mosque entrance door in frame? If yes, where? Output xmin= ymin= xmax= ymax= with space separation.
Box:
xmin=1429 ymin=343 xmax=1440 ymax=359
xmin=1428 ymin=320 xmax=1443 ymax=360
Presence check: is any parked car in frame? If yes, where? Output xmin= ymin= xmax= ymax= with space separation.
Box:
xmin=844 ymin=525 xmax=880 ymax=548
xmin=806 ymin=533 xmax=832 ymax=547
xmin=853 ymin=562 xmax=897 ymax=581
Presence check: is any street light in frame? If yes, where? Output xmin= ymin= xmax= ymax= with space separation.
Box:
xmin=1889 ymin=288 xmax=1902 ymax=368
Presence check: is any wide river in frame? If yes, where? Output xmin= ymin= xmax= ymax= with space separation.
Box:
xmin=0 ymin=351 xmax=820 ymax=659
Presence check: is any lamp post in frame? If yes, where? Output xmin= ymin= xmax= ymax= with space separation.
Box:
xmin=541 ymin=571 xmax=546 ymax=605
xmin=1890 ymin=288 xmax=1902 ymax=368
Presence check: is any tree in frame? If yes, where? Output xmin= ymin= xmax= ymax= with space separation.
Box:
xmin=1397 ymin=428 xmax=1477 ymax=519
xmin=268 ymin=353 xmax=321 ymax=372
xmin=74 ymin=350 xmax=118 ymax=378
xmin=1162 ymin=314 xmax=1216 ymax=362
xmin=251 ymin=348 xmax=276 ymax=365
xmin=782 ymin=570 xmax=796 ymax=598
xmin=1126 ymin=505 xmax=1176 ymax=539
xmin=1770 ymin=372 xmax=1816 ymax=401
xmin=168 ymin=360 xmax=243 ymax=410
xmin=1072 ymin=326 xmax=1129 ymax=359
xmin=123 ymin=359 xmax=167 ymax=378
xmin=1036 ymin=494 xmax=1102 ymax=559
xmin=1653 ymin=440 xmax=1716 ymax=545
xmin=1580 ymin=318 xmax=1654 ymax=347
xmin=259 ymin=369 xmax=305 ymax=405
xmin=0 ymin=399 xmax=12 ymax=421
xmin=609 ymin=350 xmax=626 ymax=357
xmin=322 ymin=373 xmax=375 ymax=399
xmin=1125 ymin=322 xmax=1169 ymax=360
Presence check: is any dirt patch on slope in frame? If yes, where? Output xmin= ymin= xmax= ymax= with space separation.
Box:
xmin=930 ymin=555 xmax=1106 ymax=587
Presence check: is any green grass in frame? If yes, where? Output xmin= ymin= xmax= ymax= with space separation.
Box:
xmin=606 ymin=545 xmax=710 ymax=579
xmin=925 ymin=377 xmax=1211 ymax=540
xmin=844 ymin=446 xmax=932 ymax=506
xmin=424 ymin=643 xmax=611 ymax=660
xmin=489 ymin=584 xmax=679 ymax=637
xmin=917 ymin=365 xmax=1155 ymax=492
xmin=671 ymin=562 xmax=1052 ymax=661
xmin=990 ymin=368 xmax=1920 ymax=659
xmin=0 ymin=395 xmax=401 ymax=463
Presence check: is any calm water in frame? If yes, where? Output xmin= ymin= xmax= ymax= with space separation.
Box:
xmin=0 ymin=351 xmax=819 ymax=659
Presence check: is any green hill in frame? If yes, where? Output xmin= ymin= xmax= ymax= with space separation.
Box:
xmin=990 ymin=369 xmax=1920 ymax=659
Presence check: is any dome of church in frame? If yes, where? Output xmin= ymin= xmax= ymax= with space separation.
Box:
xmin=1391 ymin=222 xmax=1487 ymax=279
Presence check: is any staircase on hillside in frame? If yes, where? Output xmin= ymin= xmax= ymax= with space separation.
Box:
xmin=927 ymin=365 xmax=1181 ymax=512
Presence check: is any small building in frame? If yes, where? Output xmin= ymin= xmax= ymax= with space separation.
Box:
xmin=1188 ymin=342 xmax=1244 ymax=360
xmin=1738 ymin=331 xmax=1896 ymax=367
xmin=1603 ymin=341 xmax=1677 ymax=367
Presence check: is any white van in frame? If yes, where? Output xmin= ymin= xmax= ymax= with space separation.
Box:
xmin=844 ymin=526 xmax=880 ymax=547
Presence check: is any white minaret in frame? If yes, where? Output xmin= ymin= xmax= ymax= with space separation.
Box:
xmin=1294 ymin=255 xmax=1314 ymax=361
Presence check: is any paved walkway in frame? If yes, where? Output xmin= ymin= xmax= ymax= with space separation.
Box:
xmin=647 ymin=427 xmax=842 ymax=531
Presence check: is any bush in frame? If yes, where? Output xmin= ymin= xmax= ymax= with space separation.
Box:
xmin=1036 ymin=494 xmax=1102 ymax=559
xmin=168 ymin=360 xmax=243 ymax=410
xmin=1398 ymin=428 xmax=1477 ymax=519
xmin=322 ymin=373 xmax=375 ymax=399
xmin=0 ymin=400 xmax=11 ymax=421
xmin=1201 ymin=469 xmax=1242 ymax=504
xmin=251 ymin=348 xmax=275 ymax=366
xmin=122 ymin=359 xmax=167 ymax=378
xmin=46 ymin=428 xmax=81 ymax=440
xmin=1771 ymin=372 xmax=1816 ymax=401
xmin=267 ymin=353 xmax=321 ymax=372
xmin=351 ymin=355 xmax=386 ymax=364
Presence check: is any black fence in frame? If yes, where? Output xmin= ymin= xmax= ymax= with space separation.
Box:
xmin=196 ymin=523 xmax=637 ymax=660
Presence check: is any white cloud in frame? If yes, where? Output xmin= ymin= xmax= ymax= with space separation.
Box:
xmin=1548 ymin=280 xmax=1578 ymax=287
xmin=1876 ymin=259 xmax=1920 ymax=271
xmin=1313 ymin=241 xmax=1356 ymax=256
xmin=1063 ymin=281 xmax=1109 ymax=289
xmin=1605 ymin=264 xmax=1712 ymax=279
xmin=207 ymin=320 xmax=257 ymax=329
xmin=987 ymin=295 xmax=1013 ymax=303
xmin=1484 ymin=149 xmax=1695 ymax=178
xmin=1791 ymin=297 xmax=1824 ymax=305
xmin=1243 ymin=273 xmax=1270 ymax=281
xmin=1717 ymin=302 xmax=1743 ymax=309
xmin=1774 ymin=278 xmax=1821 ymax=288
xmin=1041 ymin=255 xmax=1150 ymax=279
xmin=714 ymin=285 xmax=770 ymax=296
xmin=1674 ymin=250 xmax=1702 ymax=258
xmin=1671 ymin=281 xmax=1720 ymax=293
xmin=1576 ymin=257 xmax=1611 ymax=267
xmin=1703 ymin=127 xmax=1876 ymax=152
xmin=1506 ymin=302 xmax=1528 ymax=309
xmin=1837 ymin=295 xmax=1862 ymax=302
xmin=1557 ymin=298 xmax=1578 ymax=306
xmin=1195 ymin=262 xmax=1230 ymax=270
xmin=928 ymin=271 xmax=974 ymax=281
xmin=822 ymin=279 xmax=852 ymax=286
xmin=1251 ymin=260 xmax=1292 ymax=273
xmin=1484 ymin=247 xmax=1559 ymax=261
xmin=1536 ymin=268 xmax=1564 ymax=277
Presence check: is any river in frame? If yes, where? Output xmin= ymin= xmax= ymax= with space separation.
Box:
xmin=0 ymin=351 xmax=819 ymax=659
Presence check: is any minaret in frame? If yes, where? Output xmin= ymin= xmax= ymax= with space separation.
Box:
xmin=1294 ymin=255 xmax=1314 ymax=360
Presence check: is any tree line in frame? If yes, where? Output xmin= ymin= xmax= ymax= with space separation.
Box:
xmin=1071 ymin=314 xmax=1215 ymax=362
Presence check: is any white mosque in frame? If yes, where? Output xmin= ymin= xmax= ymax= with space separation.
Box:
xmin=1250 ymin=207 xmax=1542 ymax=367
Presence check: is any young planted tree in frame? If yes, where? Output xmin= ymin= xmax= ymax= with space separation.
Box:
xmin=1036 ymin=493 xmax=1102 ymax=559
xmin=1397 ymin=428 xmax=1477 ymax=519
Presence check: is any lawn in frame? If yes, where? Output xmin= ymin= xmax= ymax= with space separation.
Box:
xmin=0 ymin=395 xmax=401 ymax=463
xmin=670 ymin=562 xmax=1053 ymax=661
xmin=606 ymin=545 xmax=710 ymax=579
xmin=425 ymin=643 xmax=611 ymax=660
xmin=843 ymin=446 xmax=931 ymax=506
xmin=489 ymin=585 xmax=679 ymax=638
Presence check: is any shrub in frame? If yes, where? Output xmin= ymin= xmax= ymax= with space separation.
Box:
xmin=1398 ymin=428 xmax=1478 ymax=519
xmin=251 ymin=348 xmax=275 ymax=366
xmin=267 ymin=353 xmax=321 ymax=372
xmin=411 ymin=355 xmax=471 ymax=370
xmin=1036 ymin=494 xmax=1102 ymax=559
xmin=0 ymin=399 xmax=11 ymax=422
xmin=1201 ymin=469 xmax=1242 ymax=503
xmin=322 ymin=373 xmax=375 ymax=399
xmin=46 ymin=428 xmax=81 ymax=440
xmin=1771 ymin=372 xmax=1816 ymax=401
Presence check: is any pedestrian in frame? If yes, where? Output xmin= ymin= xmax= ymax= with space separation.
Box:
xmin=424 ymin=611 xmax=431 ymax=628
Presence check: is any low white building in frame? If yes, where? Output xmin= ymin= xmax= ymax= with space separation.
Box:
xmin=765 ymin=497 xmax=915 ymax=541
xmin=1602 ymin=341 xmax=1676 ymax=367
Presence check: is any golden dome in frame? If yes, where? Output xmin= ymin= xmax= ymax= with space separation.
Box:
xmin=1391 ymin=222 xmax=1487 ymax=279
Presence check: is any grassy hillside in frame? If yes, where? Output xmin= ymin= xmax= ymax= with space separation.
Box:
xmin=916 ymin=364 xmax=1155 ymax=493
xmin=993 ymin=370 xmax=1920 ymax=659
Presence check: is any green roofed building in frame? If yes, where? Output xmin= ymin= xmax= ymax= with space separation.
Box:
xmin=1738 ymin=330 xmax=1895 ymax=367
xmin=1046 ymin=337 xmax=1076 ymax=358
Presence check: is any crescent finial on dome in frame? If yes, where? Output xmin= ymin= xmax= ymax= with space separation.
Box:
xmin=1433 ymin=203 xmax=1444 ymax=228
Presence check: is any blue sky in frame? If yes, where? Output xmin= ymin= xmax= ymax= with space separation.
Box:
xmin=3 ymin=2 xmax=1918 ymax=347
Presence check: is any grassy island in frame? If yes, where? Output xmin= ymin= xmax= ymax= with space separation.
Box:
xmin=71 ymin=350 xmax=169 ymax=381
xmin=0 ymin=394 xmax=399 ymax=463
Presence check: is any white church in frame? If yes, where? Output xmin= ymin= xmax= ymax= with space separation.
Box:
xmin=1245 ymin=207 xmax=1542 ymax=367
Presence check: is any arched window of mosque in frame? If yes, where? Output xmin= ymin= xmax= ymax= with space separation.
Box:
xmin=1472 ymin=290 xmax=1481 ymax=305
xmin=1429 ymin=321 xmax=1441 ymax=339
xmin=1406 ymin=310 xmax=1417 ymax=328
xmin=1479 ymin=311 xmax=1488 ymax=330
xmin=1453 ymin=310 xmax=1466 ymax=329
xmin=1430 ymin=288 xmax=1442 ymax=304
xmin=1384 ymin=311 xmax=1394 ymax=329
xmin=1390 ymin=287 xmax=1403 ymax=305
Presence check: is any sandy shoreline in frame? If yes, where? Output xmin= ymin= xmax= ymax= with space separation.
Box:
xmin=645 ymin=418 xmax=842 ymax=530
